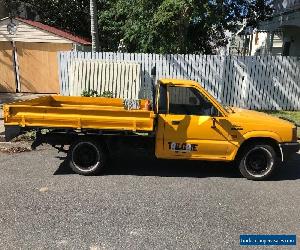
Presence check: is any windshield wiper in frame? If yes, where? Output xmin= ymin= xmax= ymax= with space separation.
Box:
xmin=224 ymin=105 xmax=235 ymax=113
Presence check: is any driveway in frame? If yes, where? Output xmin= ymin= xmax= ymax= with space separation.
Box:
xmin=0 ymin=147 xmax=299 ymax=249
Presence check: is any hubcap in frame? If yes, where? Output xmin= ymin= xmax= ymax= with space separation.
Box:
xmin=72 ymin=142 xmax=100 ymax=171
xmin=245 ymin=148 xmax=272 ymax=176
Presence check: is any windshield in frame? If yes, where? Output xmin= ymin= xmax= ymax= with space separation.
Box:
xmin=198 ymin=85 xmax=233 ymax=114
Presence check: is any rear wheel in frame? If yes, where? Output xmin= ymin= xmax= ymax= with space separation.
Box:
xmin=67 ymin=139 xmax=107 ymax=175
xmin=238 ymin=144 xmax=279 ymax=180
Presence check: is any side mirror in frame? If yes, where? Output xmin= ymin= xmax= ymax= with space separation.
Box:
xmin=210 ymin=106 xmax=219 ymax=117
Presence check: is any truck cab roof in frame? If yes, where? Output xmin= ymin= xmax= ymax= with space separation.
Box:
xmin=159 ymin=79 xmax=198 ymax=86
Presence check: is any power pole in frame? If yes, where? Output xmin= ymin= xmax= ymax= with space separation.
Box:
xmin=90 ymin=0 xmax=100 ymax=52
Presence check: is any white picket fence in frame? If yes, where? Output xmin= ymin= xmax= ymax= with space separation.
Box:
xmin=58 ymin=52 xmax=300 ymax=110
xmin=68 ymin=59 xmax=142 ymax=98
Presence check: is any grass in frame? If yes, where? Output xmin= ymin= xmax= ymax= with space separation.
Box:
xmin=262 ymin=110 xmax=300 ymax=137
xmin=263 ymin=110 xmax=300 ymax=124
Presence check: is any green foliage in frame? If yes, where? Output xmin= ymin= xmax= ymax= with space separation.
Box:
xmin=263 ymin=110 xmax=300 ymax=137
xmin=81 ymin=89 xmax=114 ymax=98
xmin=81 ymin=89 xmax=99 ymax=97
xmin=5 ymin=0 xmax=273 ymax=54
xmin=98 ymin=0 xmax=273 ymax=54
xmin=101 ymin=91 xmax=114 ymax=98
xmin=12 ymin=130 xmax=36 ymax=142
xmin=4 ymin=0 xmax=91 ymax=38
xmin=264 ymin=111 xmax=300 ymax=124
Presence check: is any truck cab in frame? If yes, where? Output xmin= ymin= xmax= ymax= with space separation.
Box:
xmin=153 ymin=79 xmax=299 ymax=180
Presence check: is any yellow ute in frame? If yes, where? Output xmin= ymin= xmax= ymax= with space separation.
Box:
xmin=3 ymin=79 xmax=299 ymax=180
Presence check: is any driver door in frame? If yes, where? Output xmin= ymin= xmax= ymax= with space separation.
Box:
xmin=155 ymin=84 xmax=233 ymax=160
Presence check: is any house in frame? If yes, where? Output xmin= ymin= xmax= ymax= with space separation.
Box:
xmin=227 ymin=25 xmax=269 ymax=56
xmin=239 ymin=30 xmax=269 ymax=56
xmin=0 ymin=17 xmax=91 ymax=93
xmin=258 ymin=0 xmax=300 ymax=56
xmin=229 ymin=0 xmax=300 ymax=56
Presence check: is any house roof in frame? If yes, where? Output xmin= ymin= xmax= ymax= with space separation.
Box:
xmin=15 ymin=17 xmax=91 ymax=45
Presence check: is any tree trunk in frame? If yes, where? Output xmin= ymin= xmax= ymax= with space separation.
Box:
xmin=90 ymin=0 xmax=100 ymax=52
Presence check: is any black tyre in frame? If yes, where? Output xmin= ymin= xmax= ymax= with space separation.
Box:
xmin=67 ymin=139 xmax=107 ymax=175
xmin=238 ymin=144 xmax=279 ymax=180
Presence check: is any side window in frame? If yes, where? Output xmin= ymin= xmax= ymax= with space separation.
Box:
xmin=157 ymin=84 xmax=167 ymax=114
xmin=168 ymin=86 xmax=215 ymax=116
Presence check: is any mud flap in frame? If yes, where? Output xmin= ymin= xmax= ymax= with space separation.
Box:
xmin=5 ymin=125 xmax=21 ymax=142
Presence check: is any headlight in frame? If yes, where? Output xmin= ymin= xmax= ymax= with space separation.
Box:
xmin=292 ymin=127 xmax=298 ymax=142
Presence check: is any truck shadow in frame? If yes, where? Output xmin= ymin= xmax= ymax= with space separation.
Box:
xmin=54 ymin=156 xmax=240 ymax=178
xmin=108 ymin=157 xmax=241 ymax=179
xmin=54 ymin=151 xmax=300 ymax=181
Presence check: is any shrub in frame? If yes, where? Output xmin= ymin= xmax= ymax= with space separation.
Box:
xmin=81 ymin=90 xmax=114 ymax=98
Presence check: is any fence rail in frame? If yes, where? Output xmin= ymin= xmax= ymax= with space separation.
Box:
xmin=58 ymin=52 xmax=300 ymax=110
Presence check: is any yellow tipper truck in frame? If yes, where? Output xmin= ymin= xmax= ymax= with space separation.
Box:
xmin=3 ymin=79 xmax=299 ymax=180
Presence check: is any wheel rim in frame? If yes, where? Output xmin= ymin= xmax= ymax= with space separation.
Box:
xmin=244 ymin=147 xmax=273 ymax=177
xmin=71 ymin=142 xmax=100 ymax=171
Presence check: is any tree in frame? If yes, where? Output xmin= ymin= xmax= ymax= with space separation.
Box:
xmin=98 ymin=0 xmax=273 ymax=53
xmin=3 ymin=0 xmax=91 ymax=38
xmin=90 ymin=0 xmax=100 ymax=52
xmin=4 ymin=0 xmax=273 ymax=53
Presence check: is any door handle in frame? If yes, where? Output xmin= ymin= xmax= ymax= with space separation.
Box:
xmin=211 ymin=117 xmax=217 ymax=129
xmin=172 ymin=120 xmax=181 ymax=125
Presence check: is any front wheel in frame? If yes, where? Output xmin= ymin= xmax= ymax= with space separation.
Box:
xmin=238 ymin=144 xmax=279 ymax=180
xmin=67 ymin=139 xmax=107 ymax=175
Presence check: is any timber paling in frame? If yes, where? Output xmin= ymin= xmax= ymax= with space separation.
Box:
xmin=59 ymin=52 xmax=300 ymax=111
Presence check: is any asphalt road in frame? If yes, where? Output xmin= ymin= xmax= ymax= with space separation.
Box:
xmin=0 ymin=147 xmax=299 ymax=249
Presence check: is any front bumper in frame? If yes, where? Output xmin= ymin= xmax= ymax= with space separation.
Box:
xmin=279 ymin=142 xmax=300 ymax=161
